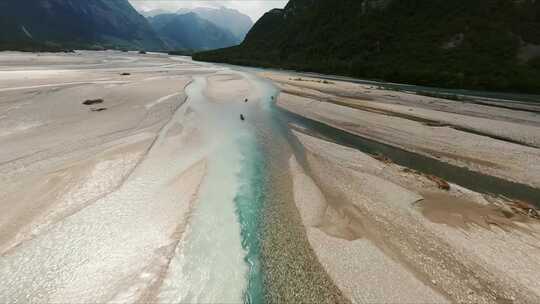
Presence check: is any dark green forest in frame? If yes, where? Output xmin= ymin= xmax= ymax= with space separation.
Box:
xmin=195 ymin=0 xmax=540 ymax=94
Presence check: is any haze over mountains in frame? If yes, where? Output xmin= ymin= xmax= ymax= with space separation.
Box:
xmin=148 ymin=13 xmax=238 ymax=51
xmin=176 ymin=7 xmax=253 ymax=41
xmin=196 ymin=0 xmax=540 ymax=93
xmin=0 ymin=0 xmax=164 ymax=51
xmin=3 ymin=0 xmax=539 ymax=93
xmin=0 ymin=1 xmax=252 ymax=52
xmin=146 ymin=6 xmax=253 ymax=51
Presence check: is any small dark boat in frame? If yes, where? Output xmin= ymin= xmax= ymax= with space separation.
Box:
xmin=244 ymin=98 xmax=248 ymax=102
xmin=240 ymin=114 xmax=245 ymax=121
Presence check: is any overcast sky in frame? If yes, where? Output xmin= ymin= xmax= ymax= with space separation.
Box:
xmin=129 ymin=0 xmax=288 ymax=22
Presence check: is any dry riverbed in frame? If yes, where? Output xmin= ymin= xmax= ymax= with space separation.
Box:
xmin=260 ymin=71 xmax=540 ymax=303
xmin=263 ymin=72 xmax=540 ymax=189
xmin=0 ymin=51 xmax=237 ymax=302
xmin=2 ymin=51 xmax=540 ymax=304
xmin=290 ymin=129 xmax=540 ymax=303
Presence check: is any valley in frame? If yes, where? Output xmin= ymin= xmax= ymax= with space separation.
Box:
xmin=0 ymin=51 xmax=539 ymax=303
xmin=196 ymin=0 xmax=540 ymax=94
xmin=0 ymin=1 xmax=253 ymax=53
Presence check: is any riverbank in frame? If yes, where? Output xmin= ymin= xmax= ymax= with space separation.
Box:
xmin=259 ymin=69 xmax=540 ymax=303
xmin=263 ymin=72 xmax=540 ymax=190
xmin=0 ymin=51 xmax=342 ymax=303
xmin=0 ymin=52 xmax=234 ymax=302
xmin=0 ymin=52 xmax=195 ymax=254
xmin=290 ymin=129 xmax=540 ymax=303
xmin=2 ymin=51 xmax=539 ymax=304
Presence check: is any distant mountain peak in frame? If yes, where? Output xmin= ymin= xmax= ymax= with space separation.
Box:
xmin=141 ymin=9 xmax=172 ymax=18
xmin=148 ymin=13 xmax=238 ymax=51
xmin=174 ymin=6 xmax=253 ymax=41
xmin=0 ymin=0 xmax=163 ymax=51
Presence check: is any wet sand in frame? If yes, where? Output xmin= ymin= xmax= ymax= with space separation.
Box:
xmin=204 ymin=72 xmax=251 ymax=103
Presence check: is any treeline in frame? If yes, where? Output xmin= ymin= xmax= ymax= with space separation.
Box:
xmin=194 ymin=0 xmax=540 ymax=94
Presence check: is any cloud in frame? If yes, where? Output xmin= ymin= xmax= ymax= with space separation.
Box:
xmin=129 ymin=0 xmax=288 ymax=21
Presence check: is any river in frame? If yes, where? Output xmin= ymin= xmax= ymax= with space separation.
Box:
xmin=1 ymin=52 xmax=539 ymax=303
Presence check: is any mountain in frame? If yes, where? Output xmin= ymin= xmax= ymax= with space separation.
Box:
xmin=177 ymin=7 xmax=253 ymax=41
xmin=141 ymin=9 xmax=171 ymax=18
xmin=0 ymin=0 xmax=163 ymax=51
xmin=194 ymin=0 xmax=540 ymax=94
xmin=148 ymin=13 xmax=238 ymax=51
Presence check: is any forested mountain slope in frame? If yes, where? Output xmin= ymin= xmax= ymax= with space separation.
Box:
xmin=195 ymin=0 xmax=540 ymax=93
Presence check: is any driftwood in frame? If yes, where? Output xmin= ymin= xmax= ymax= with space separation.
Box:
xmin=401 ymin=167 xmax=451 ymax=191
xmin=83 ymin=98 xmax=104 ymax=105
xmin=508 ymin=200 xmax=539 ymax=219
xmin=426 ymin=174 xmax=451 ymax=191
xmin=373 ymin=153 xmax=392 ymax=164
